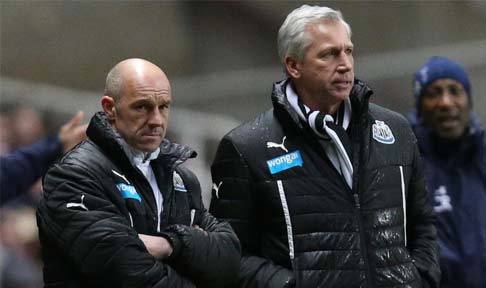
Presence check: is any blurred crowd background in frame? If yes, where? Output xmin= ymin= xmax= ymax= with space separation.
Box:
xmin=1 ymin=1 xmax=485 ymax=287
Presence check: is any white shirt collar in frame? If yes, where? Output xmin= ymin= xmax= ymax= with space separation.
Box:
xmin=118 ymin=137 xmax=160 ymax=167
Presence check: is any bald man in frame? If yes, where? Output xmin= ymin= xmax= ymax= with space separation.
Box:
xmin=36 ymin=58 xmax=240 ymax=288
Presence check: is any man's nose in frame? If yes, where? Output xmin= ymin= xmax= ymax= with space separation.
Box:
xmin=337 ymin=53 xmax=353 ymax=73
xmin=436 ymin=92 xmax=455 ymax=108
xmin=148 ymin=109 xmax=164 ymax=126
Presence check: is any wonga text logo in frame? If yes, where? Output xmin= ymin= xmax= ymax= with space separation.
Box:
xmin=267 ymin=150 xmax=303 ymax=174
xmin=117 ymin=183 xmax=142 ymax=202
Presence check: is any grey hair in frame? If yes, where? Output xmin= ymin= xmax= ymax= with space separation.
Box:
xmin=104 ymin=65 xmax=123 ymax=101
xmin=277 ymin=5 xmax=351 ymax=68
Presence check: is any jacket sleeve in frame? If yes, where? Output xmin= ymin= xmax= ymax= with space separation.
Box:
xmin=163 ymin=211 xmax=241 ymax=288
xmin=37 ymin=162 xmax=195 ymax=288
xmin=209 ymin=137 xmax=294 ymax=288
xmin=406 ymin=142 xmax=441 ymax=288
xmin=161 ymin=166 xmax=241 ymax=288
xmin=1 ymin=136 xmax=62 ymax=203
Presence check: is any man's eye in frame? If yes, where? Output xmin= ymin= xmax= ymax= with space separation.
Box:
xmin=318 ymin=50 xmax=333 ymax=59
xmin=136 ymin=105 xmax=150 ymax=111
xmin=345 ymin=48 xmax=353 ymax=55
xmin=423 ymin=90 xmax=440 ymax=99
xmin=449 ymin=87 xmax=461 ymax=96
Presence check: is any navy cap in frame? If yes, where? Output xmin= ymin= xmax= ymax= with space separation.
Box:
xmin=413 ymin=56 xmax=471 ymax=103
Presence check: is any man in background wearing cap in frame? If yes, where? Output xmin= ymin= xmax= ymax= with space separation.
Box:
xmin=410 ymin=56 xmax=486 ymax=288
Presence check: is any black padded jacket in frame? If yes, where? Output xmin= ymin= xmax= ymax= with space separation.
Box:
xmin=209 ymin=79 xmax=440 ymax=288
xmin=37 ymin=112 xmax=240 ymax=288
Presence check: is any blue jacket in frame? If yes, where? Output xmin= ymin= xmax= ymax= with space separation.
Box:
xmin=0 ymin=136 xmax=62 ymax=205
xmin=410 ymin=113 xmax=486 ymax=288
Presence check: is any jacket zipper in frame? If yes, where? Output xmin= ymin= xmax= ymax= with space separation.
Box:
xmin=353 ymin=190 xmax=372 ymax=287
xmin=351 ymin=111 xmax=373 ymax=288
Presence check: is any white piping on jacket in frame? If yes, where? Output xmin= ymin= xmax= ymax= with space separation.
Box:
xmin=128 ymin=212 xmax=134 ymax=227
xmin=111 ymin=170 xmax=131 ymax=184
xmin=277 ymin=180 xmax=295 ymax=260
xmin=399 ymin=166 xmax=407 ymax=247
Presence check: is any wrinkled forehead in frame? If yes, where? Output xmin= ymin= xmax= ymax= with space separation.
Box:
xmin=301 ymin=20 xmax=352 ymax=51
xmin=120 ymin=72 xmax=171 ymax=101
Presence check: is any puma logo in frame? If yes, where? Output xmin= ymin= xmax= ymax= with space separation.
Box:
xmin=266 ymin=136 xmax=288 ymax=153
xmin=213 ymin=181 xmax=223 ymax=199
xmin=66 ymin=194 xmax=89 ymax=211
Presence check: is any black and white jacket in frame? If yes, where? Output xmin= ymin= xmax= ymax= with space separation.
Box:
xmin=37 ymin=112 xmax=240 ymax=288
xmin=209 ymin=79 xmax=440 ymax=288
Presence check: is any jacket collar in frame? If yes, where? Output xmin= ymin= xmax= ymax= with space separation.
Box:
xmin=87 ymin=112 xmax=196 ymax=169
xmin=271 ymin=78 xmax=373 ymax=129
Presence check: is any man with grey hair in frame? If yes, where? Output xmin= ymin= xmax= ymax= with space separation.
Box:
xmin=37 ymin=58 xmax=240 ymax=287
xmin=210 ymin=5 xmax=440 ymax=288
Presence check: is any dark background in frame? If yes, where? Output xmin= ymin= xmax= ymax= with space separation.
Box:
xmin=2 ymin=0 xmax=486 ymax=201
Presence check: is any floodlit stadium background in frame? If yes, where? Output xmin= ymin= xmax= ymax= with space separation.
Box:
xmin=2 ymin=1 xmax=486 ymax=205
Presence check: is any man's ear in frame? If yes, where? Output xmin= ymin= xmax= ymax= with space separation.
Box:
xmin=101 ymin=96 xmax=116 ymax=121
xmin=284 ymin=55 xmax=301 ymax=79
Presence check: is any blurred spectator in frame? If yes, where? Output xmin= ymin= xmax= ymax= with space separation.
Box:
xmin=0 ymin=206 xmax=42 ymax=288
xmin=9 ymin=107 xmax=46 ymax=149
xmin=410 ymin=56 xmax=486 ymax=288
xmin=1 ymin=106 xmax=48 ymax=206
xmin=0 ymin=113 xmax=13 ymax=156
xmin=0 ymin=111 xmax=87 ymax=205
xmin=0 ymin=110 xmax=87 ymax=288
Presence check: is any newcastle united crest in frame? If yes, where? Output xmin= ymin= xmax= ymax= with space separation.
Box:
xmin=372 ymin=120 xmax=395 ymax=144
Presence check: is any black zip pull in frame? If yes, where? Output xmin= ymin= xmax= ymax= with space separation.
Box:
xmin=353 ymin=193 xmax=360 ymax=208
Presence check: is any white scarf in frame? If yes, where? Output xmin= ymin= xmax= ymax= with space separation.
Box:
xmin=286 ymin=83 xmax=354 ymax=188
